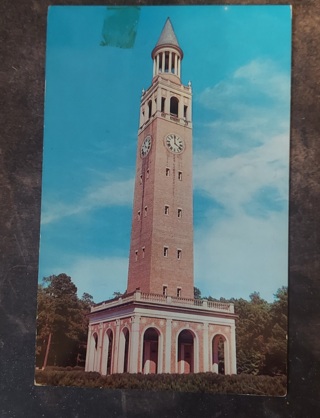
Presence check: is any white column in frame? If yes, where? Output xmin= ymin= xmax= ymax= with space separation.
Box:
xmin=165 ymin=93 xmax=170 ymax=114
xmin=230 ymin=324 xmax=237 ymax=374
xmin=178 ymin=58 xmax=181 ymax=78
xmin=114 ymin=319 xmax=121 ymax=373
xmin=169 ymin=52 xmax=172 ymax=73
xmin=165 ymin=319 xmax=172 ymax=372
xmin=162 ymin=52 xmax=165 ymax=73
xmin=156 ymin=87 xmax=161 ymax=112
xmin=224 ymin=338 xmax=231 ymax=375
xmin=178 ymin=97 xmax=183 ymax=119
xmin=188 ymin=97 xmax=192 ymax=123
xmin=97 ymin=325 xmax=103 ymax=373
xmin=203 ymin=323 xmax=209 ymax=372
xmin=129 ymin=315 xmax=140 ymax=373
xmin=100 ymin=331 xmax=108 ymax=375
xmin=174 ymin=54 xmax=178 ymax=75
xmin=153 ymin=58 xmax=155 ymax=77
xmin=156 ymin=54 xmax=159 ymax=75
xmin=85 ymin=326 xmax=91 ymax=371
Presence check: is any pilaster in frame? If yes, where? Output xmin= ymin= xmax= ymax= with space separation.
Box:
xmin=203 ymin=322 xmax=209 ymax=372
xmin=165 ymin=318 xmax=172 ymax=372
xmin=129 ymin=315 xmax=140 ymax=373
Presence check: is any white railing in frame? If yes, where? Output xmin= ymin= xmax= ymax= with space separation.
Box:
xmin=91 ymin=290 xmax=233 ymax=313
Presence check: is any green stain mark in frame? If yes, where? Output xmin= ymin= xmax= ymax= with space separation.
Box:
xmin=100 ymin=6 xmax=140 ymax=49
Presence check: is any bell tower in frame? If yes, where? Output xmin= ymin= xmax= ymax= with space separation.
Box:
xmin=127 ymin=18 xmax=194 ymax=298
xmin=86 ymin=18 xmax=237 ymax=377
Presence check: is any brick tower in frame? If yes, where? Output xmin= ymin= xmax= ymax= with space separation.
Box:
xmin=85 ymin=18 xmax=237 ymax=376
xmin=127 ymin=18 xmax=193 ymax=299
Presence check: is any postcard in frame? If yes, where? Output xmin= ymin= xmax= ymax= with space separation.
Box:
xmin=36 ymin=5 xmax=291 ymax=396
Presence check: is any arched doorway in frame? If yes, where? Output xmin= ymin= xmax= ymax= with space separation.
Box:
xmin=119 ymin=327 xmax=130 ymax=373
xmin=177 ymin=329 xmax=195 ymax=373
xmin=142 ymin=327 xmax=160 ymax=374
xmin=212 ymin=334 xmax=227 ymax=374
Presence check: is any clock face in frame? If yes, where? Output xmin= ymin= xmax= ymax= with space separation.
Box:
xmin=141 ymin=135 xmax=152 ymax=158
xmin=165 ymin=133 xmax=185 ymax=154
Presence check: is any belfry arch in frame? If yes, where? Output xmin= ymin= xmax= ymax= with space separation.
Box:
xmin=170 ymin=96 xmax=179 ymax=116
xmin=142 ymin=327 xmax=161 ymax=374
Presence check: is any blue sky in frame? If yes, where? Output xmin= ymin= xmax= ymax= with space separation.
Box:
xmin=39 ymin=5 xmax=291 ymax=302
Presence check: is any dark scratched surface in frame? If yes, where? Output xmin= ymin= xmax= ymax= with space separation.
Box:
xmin=1 ymin=1 xmax=320 ymax=417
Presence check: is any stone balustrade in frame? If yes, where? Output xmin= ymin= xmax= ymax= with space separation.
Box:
xmin=91 ymin=290 xmax=234 ymax=314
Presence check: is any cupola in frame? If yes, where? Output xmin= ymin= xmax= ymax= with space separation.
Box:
xmin=151 ymin=18 xmax=183 ymax=81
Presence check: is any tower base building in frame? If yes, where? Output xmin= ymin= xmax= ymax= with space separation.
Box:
xmin=85 ymin=291 xmax=237 ymax=375
xmin=85 ymin=18 xmax=237 ymax=376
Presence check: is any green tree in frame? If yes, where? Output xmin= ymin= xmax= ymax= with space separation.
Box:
xmin=194 ymin=287 xmax=202 ymax=299
xmin=234 ymin=295 xmax=271 ymax=375
xmin=264 ymin=287 xmax=288 ymax=375
xmin=36 ymin=274 xmax=94 ymax=368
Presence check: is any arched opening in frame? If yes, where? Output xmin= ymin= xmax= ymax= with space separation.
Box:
xmin=88 ymin=332 xmax=98 ymax=372
xmin=101 ymin=329 xmax=113 ymax=375
xmin=177 ymin=329 xmax=195 ymax=374
xmin=148 ymin=100 xmax=152 ymax=119
xmin=164 ymin=52 xmax=169 ymax=72
xmin=119 ymin=327 xmax=130 ymax=373
xmin=171 ymin=53 xmax=175 ymax=73
xmin=106 ymin=329 xmax=113 ymax=374
xmin=142 ymin=327 xmax=159 ymax=374
xmin=212 ymin=334 xmax=227 ymax=374
xmin=170 ymin=96 xmax=179 ymax=117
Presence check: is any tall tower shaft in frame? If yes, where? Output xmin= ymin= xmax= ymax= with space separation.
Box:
xmin=127 ymin=18 xmax=194 ymax=298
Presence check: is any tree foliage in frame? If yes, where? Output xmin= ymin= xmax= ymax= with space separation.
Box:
xmin=36 ymin=274 xmax=94 ymax=368
xmin=199 ymin=287 xmax=288 ymax=376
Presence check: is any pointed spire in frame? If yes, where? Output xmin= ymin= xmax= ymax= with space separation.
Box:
xmin=155 ymin=18 xmax=180 ymax=49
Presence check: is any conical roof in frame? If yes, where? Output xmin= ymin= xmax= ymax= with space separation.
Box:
xmin=155 ymin=17 xmax=180 ymax=49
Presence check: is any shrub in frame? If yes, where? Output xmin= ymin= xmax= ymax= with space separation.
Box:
xmin=34 ymin=370 xmax=286 ymax=396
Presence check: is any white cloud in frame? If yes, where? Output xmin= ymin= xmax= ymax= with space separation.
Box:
xmin=48 ymin=255 xmax=128 ymax=302
xmin=193 ymin=58 xmax=290 ymax=301
xmin=194 ymin=133 xmax=289 ymax=214
xmin=194 ymin=210 xmax=288 ymax=301
xmin=41 ymin=176 xmax=134 ymax=225
xmin=198 ymin=59 xmax=290 ymax=114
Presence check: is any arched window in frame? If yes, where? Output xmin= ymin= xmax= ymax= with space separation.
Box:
xmin=142 ymin=327 xmax=160 ymax=374
xmin=170 ymin=97 xmax=179 ymax=117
